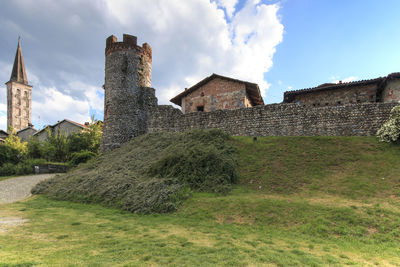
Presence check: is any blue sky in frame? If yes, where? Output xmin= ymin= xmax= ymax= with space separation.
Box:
xmin=0 ymin=0 xmax=399 ymax=130
xmin=265 ymin=0 xmax=400 ymax=103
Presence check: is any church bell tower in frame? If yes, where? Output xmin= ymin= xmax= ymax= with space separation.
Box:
xmin=5 ymin=38 xmax=33 ymax=132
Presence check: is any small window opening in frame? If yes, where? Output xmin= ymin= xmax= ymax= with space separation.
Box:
xmin=337 ymin=101 xmax=342 ymax=105
xmin=197 ymin=106 xmax=204 ymax=112
xmin=200 ymin=92 xmax=205 ymax=97
xmin=356 ymin=99 xmax=361 ymax=103
xmin=325 ymin=103 xmax=329 ymax=106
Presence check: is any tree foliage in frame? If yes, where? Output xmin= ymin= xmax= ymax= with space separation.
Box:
xmin=377 ymin=105 xmax=400 ymax=144
xmin=1 ymin=119 xmax=102 ymax=175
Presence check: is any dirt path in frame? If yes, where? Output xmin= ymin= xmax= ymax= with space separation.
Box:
xmin=0 ymin=174 xmax=56 ymax=204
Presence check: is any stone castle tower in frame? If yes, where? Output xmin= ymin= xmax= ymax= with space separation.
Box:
xmin=6 ymin=39 xmax=32 ymax=132
xmin=101 ymin=34 xmax=157 ymax=151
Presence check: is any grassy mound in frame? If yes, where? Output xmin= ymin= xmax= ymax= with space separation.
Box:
xmin=234 ymin=136 xmax=400 ymax=198
xmin=32 ymin=129 xmax=238 ymax=213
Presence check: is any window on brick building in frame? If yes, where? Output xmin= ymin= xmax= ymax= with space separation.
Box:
xmin=200 ymin=92 xmax=204 ymax=97
xmin=197 ymin=106 xmax=204 ymax=112
xmin=337 ymin=101 xmax=342 ymax=105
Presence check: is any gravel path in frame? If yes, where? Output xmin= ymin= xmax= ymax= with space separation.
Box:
xmin=0 ymin=174 xmax=56 ymax=204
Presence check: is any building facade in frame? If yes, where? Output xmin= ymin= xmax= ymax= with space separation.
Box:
xmin=283 ymin=73 xmax=400 ymax=107
xmin=170 ymin=74 xmax=264 ymax=114
xmin=6 ymin=39 xmax=33 ymax=132
xmin=33 ymin=119 xmax=89 ymax=142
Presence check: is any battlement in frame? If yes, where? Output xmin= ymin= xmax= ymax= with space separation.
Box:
xmin=105 ymin=34 xmax=152 ymax=60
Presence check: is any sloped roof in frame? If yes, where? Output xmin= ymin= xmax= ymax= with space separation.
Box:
xmin=283 ymin=73 xmax=400 ymax=102
xmin=0 ymin=130 xmax=9 ymax=136
xmin=33 ymin=119 xmax=88 ymax=136
xmin=170 ymin=73 xmax=264 ymax=106
xmin=8 ymin=39 xmax=29 ymax=85
xmin=17 ymin=126 xmax=37 ymax=134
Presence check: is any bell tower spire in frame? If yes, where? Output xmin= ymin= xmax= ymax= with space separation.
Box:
xmin=9 ymin=37 xmax=29 ymax=85
xmin=6 ymin=37 xmax=33 ymax=132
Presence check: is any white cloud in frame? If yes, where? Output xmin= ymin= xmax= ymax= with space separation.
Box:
xmin=32 ymin=87 xmax=91 ymax=129
xmin=215 ymin=0 xmax=238 ymax=18
xmin=0 ymin=0 xmax=284 ymax=127
xmin=332 ymin=76 xmax=359 ymax=84
xmin=104 ymin=0 xmax=283 ymax=101
xmin=0 ymin=113 xmax=6 ymax=131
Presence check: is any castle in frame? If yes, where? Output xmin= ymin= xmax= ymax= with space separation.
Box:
xmin=101 ymin=34 xmax=398 ymax=151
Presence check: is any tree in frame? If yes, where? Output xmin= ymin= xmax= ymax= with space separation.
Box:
xmin=67 ymin=116 xmax=103 ymax=154
xmin=4 ymin=126 xmax=27 ymax=156
xmin=43 ymin=128 xmax=68 ymax=162
xmin=377 ymin=105 xmax=400 ymax=144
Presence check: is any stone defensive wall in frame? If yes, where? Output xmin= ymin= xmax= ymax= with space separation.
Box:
xmin=149 ymin=102 xmax=397 ymax=136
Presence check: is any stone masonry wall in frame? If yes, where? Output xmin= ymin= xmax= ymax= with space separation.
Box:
xmin=101 ymin=34 xmax=156 ymax=151
xmin=292 ymin=83 xmax=378 ymax=107
xmin=149 ymin=103 xmax=397 ymax=136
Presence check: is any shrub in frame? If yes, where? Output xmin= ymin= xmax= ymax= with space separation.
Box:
xmin=0 ymin=158 xmax=47 ymax=176
xmin=377 ymin=105 xmax=400 ymax=144
xmin=0 ymin=144 xmax=20 ymax=167
xmin=67 ymin=118 xmax=103 ymax=154
xmin=69 ymin=150 xmax=97 ymax=166
xmin=27 ymin=137 xmax=44 ymax=159
xmin=43 ymin=129 xmax=68 ymax=162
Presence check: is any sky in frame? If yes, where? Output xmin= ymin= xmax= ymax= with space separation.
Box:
xmin=0 ymin=0 xmax=399 ymax=130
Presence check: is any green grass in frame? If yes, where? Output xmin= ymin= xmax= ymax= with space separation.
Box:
xmin=0 ymin=136 xmax=399 ymax=266
xmin=234 ymin=136 xmax=400 ymax=198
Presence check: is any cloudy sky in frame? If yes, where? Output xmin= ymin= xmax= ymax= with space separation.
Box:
xmin=0 ymin=0 xmax=399 ymax=130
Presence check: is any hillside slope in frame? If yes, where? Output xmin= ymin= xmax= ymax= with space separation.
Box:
xmin=1 ymin=134 xmax=399 ymax=266
xmin=32 ymin=130 xmax=238 ymax=213
xmin=234 ymin=136 xmax=400 ymax=198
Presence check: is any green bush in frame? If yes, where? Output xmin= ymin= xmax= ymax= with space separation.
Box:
xmin=69 ymin=150 xmax=97 ymax=166
xmin=148 ymin=132 xmax=238 ymax=193
xmin=0 ymin=158 xmax=47 ymax=176
xmin=27 ymin=138 xmax=44 ymax=159
xmin=0 ymin=144 xmax=20 ymax=167
xmin=377 ymin=105 xmax=400 ymax=144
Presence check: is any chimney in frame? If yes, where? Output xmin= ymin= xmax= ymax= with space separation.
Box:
xmin=84 ymin=122 xmax=90 ymax=126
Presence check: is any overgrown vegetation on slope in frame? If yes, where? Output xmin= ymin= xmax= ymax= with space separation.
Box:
xmin=32 ymin=129 xmax=238 ymax=213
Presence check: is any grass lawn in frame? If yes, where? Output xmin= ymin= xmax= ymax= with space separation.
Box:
xmin=0 ymin=136 xmax=399 ymax=266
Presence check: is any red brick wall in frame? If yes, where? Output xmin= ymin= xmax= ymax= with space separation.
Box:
xmin=182 ymin=78 xmax=249 ymax=113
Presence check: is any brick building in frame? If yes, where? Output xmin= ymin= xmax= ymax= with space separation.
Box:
xmin=283 ymin=73 xmax=400 ymax=107
xmin=170 ymin=74 xmax=264 ymax=114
